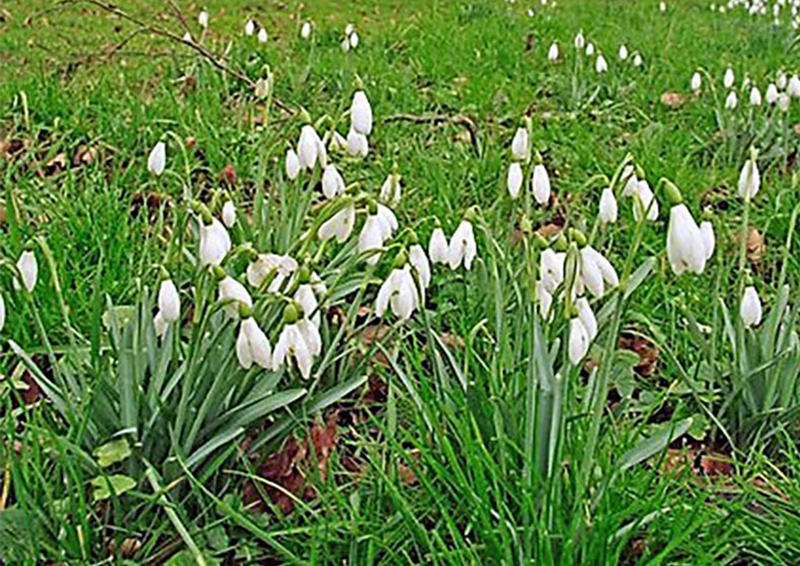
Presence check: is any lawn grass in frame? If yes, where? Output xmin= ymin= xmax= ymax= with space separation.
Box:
xmin=2 ymin=0 xmax=800 ymax=564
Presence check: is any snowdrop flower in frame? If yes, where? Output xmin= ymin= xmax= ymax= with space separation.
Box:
xmin=0 ymin=294 xmax=4 ymax=332
xmin=532 ymin=164 xmax=551 ymax=205
xmin=738 ymin=155 xmax=760 ymax=201
xmin=297 ymin=125 xmax=321 ymax=170
xmin=585 ymin=42 xmax=595 ymax=56
xmin=293 ymin=284 xmax=320 ymax=328
xmin=788 ymin=75 xmax=800 ymax=97
xmin=375 ymin=204 xmax=398 ymax=240
xmin=724 ymin=67 xmax=735 ymax=89
xmin=330 ymin=131 xmax=348 ymax=152
xmin=246 ymin=254 xmax=298 ymax=291
xmin=148 ymin=142 xmax=166 ymax=176
xmin=740 ymin=286 xmax=762 ymax=327
xmin=576 ymin=297 xmax=598 ymax=341
xmin=236 ymin=317 xmax=272 ymax=370
xmin=198 ymin=10 xmax=209 ymax=28
xmin=319 ymin=204 xmax=356 ymax=243
xmin=358 ymin=214 xmax=387 ymax=265
xmin=429 ymin=228 xmax=449 ymax=264
xmin=376 ymin=265 xmax=418 ymax=321
xmin=199 ymin=218 xmax=231 ymax=266
xmin=750 ymin=86 xmax=762 ymax=106
xmin=618 ymin=44 xmax=628 ymax=60
xmin=349 ymin=32 xmax=360 ymax=49
xmin=574 ymin=31 xmax=585 ymax=49
xmin=628 ymin=179 xmax=659 ymax=221
xmin=667 ymin=204 xmax=709 ymax=275
xmin=778 ymin=93 xmax=790 ymax=112
xmin=273 ymin=321 xmax=316 ymax=378
xmin=595 ymin=54 xmax=608 ymax=73
xmin=580 ymin=246 xmax=619 ymax=298
xmin=511 ymin=127 xmax=530 ymax=162
xmin=540 ymin=248 xmax=565 ymax=293
xmin=535 ymin=281 xmax=553 ymax=320
xmin=725 ymin=90 xmax=738 ymax=110
xmin=153 ymin=311 xmax=167 ymax=337
xmin=568 ymin=318 xmax=590 ymax=364
xmin=380 ymin=172 xmax=402 ymax=206
xmin=245 ymin=20 xmax=255 ymax=35
xmin=351 ymin=91 xmax=373 ymax=136
xmin=548 ymin=42 xmax=559 ymax=61
xmin=258 ymin=28 xmax=268 ymax=43
xmin=221 ymin=200 xmax=236 ymax=228
xmin=507 ymin=163 xmax=523 ymax=199
xmin=777 ymin=72 xmax=788 ymax=90
xmin=16 ymin=251 xmax=38 ymax=293
xmin=409 ymin=244 xmax=431 ymax=290
xmin=766 ymin=83 xmax=779 ymax=104
xmin=346 ymin=128 xmax=369 ymax=157
xmin=322 ymin=165 xmax=346 ymax=199
xmin=158 ymin=279 xmax=180 ymax=323
xmin=218 ymin=276 xmax=253 ymax=318
xmin=633 ymin=53 xmax=643 ymax=67
xmin=700 ymin=221 xmax=715 ymax=259
xmin=285 ymin=149 xmax=300 ymax=180
xmin=691 ymin=71 xmax=702 ymax=92
xmin=341 ymin=37 xmax=351 ymax=52
xmin=448 ymin=219 xmax=477 ymax=270
xmin=659 ymin=1 xmax=667 ymax=12
xmin=300 ymin=21 xmax=312 ymax=39
xmin=599 ymin=188 xmax=618 ymax=224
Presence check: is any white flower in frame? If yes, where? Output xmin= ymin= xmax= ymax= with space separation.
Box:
xmin=322 ymin=165 xmax=346 ymax=199
xmin=358 ymin=215 xmax=387 ymax=265
xmin=777 ymin=72 xmax=788 ymax=90
xmin=507 ymin=163 xmax=523 ymax=199
xmin=511 ymin=127 xmax=530 ymax=161
xmin=158 ymin=279 xmax=180 ymax=323
xmin=667 ymin=204 xmax=708 ymax=276
xmin=148 ymin=142 xmax=166 ymax=176
xmin=738 ymin=156 xmax=760 ymax=201
xmin=778 ymin=93 xmax=790 ymax=112
xmin=630 ymin=180 xmax=659 ymax=221
xmin=345 ymin=23 xmax=355 ymax=36
xmin=349 ymin=32 xmax=360 ymax=49
xmin=409 ymin=244 xmax=431 ymax=290
xmin=618 ymin=44 xmax=628 ymax=60
xmin=346 ymin=128 xmax=369 ymax=157
xmin=376 ymin=204 xmax=398 ymax=237
xmin=376 ymin=265 xmax=418 ymax=321
xmin=285 ymin=149 xmax=301 ymax=180
xmin=199 ymin=218 xmax=231 ymax=266
xmin=380 ymin=172 xmax=402 ymax=206
xmin=568 ymin=318 xmax=590 ymax=365
xmin=632 ymin=53 xmax=643 ymax=67
xmin=595 ymin=54 xmax=608 ymax=73
xmin=580 ymin=246 xmax=619 ymax=298
xmin=258 ymin=28 xmax=268 ymax=43
xmin=659 ymin=1 xmax=667 ymax=12
xmin=788 ymin=75 xmax=800 ymax=97
xmin=532 ymin=164 xmax=551 ymax=206
xmin=725 ymin=90 xmax=738 ymax=109
xmin=218 ymin=276 xmax=253 ymax=318
xmin=599 ymin=188 xmax=618 ymax=224
xmin=448 ymin=220 xmax=477 ymax=270
xmin=691 ymin=71 xmax=702 ymax=92
xmin=14 ymin=250 xmax=37 ymax=293
xmin=724 ymin=67 xmax=735 ymax=89
xmin=576 ymin=297 xmax=598 ymax=341
xmin=246 ymin=254 xmax=298 ymax=291
xmin=319 ymin=204 xmax=356 ymax=243
xmin=274 ymin=323 xmax=314 ymax=378
xmin=295 ymin=284 xmax=321 ymax=327
xmin=198 ymin=10 xmax=209 ymax=28
xmin=699 ymin=221 xmax=715 ymax=260
xmin=236 ymin=317 xmax=272 ymax=370
xmin=351 ymin=91 xmax=373 ymax=136
xmin=548 ymin=42 xmax=559 ymax=61
xmin=740 ymin=286 xmax=762 ymax=327
xmin=300 ymin=21 xmax=312 ymax=39
xmin=341 ymin=37 xmax=352 ymax=52
xmin=585 ymin=42 xmax=595 ymax=56
xmin=182 ymin=32 xmax=192 ymax=42
xmin=535 ymin=281 xmax=553 ymax=320
xmin=766 ymin=83 xmax=779 ymax=104
xmin=540 ymin=248 xmax=565 ymax=293
xmin=297 ymin=125 xmax=321 ymax=170
xmin=429 ymin=228 xmax=449 ymax=264
xmin=153 ymin=311 xmax=167 ymax=338
xmin=330 ymin=131 xmax=348 ymax=152
xmin=574 ymin=31 xmax=585 ymax=49
xmin=0 ymin=294 xmax=5 ymax=332
xmin=749 ymin=86 xmax=762 ymax=106
xmin=221 ymin=200 xmax=236 ymax=228
xmin=245 ymin=20 xmax=255 ymax=35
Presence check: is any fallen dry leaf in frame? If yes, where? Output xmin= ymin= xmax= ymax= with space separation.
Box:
xmin=619 ymin=332 xmax=659 ymax=377
xmin=660 ymin=92 xmax=687 ymax=109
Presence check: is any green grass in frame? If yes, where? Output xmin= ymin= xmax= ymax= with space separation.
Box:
xmin=2 ymin=0 xmax=800 ymax=564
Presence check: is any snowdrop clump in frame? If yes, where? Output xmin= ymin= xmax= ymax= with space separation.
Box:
xmin=341 ymin=23 xmax=360 ymax=52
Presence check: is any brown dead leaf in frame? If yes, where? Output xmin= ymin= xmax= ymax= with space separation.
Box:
xmin=217 ymin=163 xmax=237 ymax=187
xmin=359 ymin=323 xmax=393 ymax=366
xmin=36 ymin=152 xmax=67 ymax=178
xmin=734 ymin=226 xmax=765 ymax=264
xmin=439 ymin=332 xmax=465 ymax=351
xmin=660 ymin=92 xmax=687 ymax=109
xmin=794 ymin=123 xmax=800 ymax=136
xmin=130 ymin=191 xmax=173 ymax=220
xmin=619 ymin=332 xmax=659 ymax=377
xmin=72 ymin=145 xmax=97 ymax=167
xmin=0 ymin=138 xmax=29 ymax=160
xmin=536 ymin=222 xmax=563 ymax=239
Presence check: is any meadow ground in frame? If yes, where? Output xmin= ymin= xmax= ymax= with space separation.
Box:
xmin=1 ymin=0 xmax=800 ymax=564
